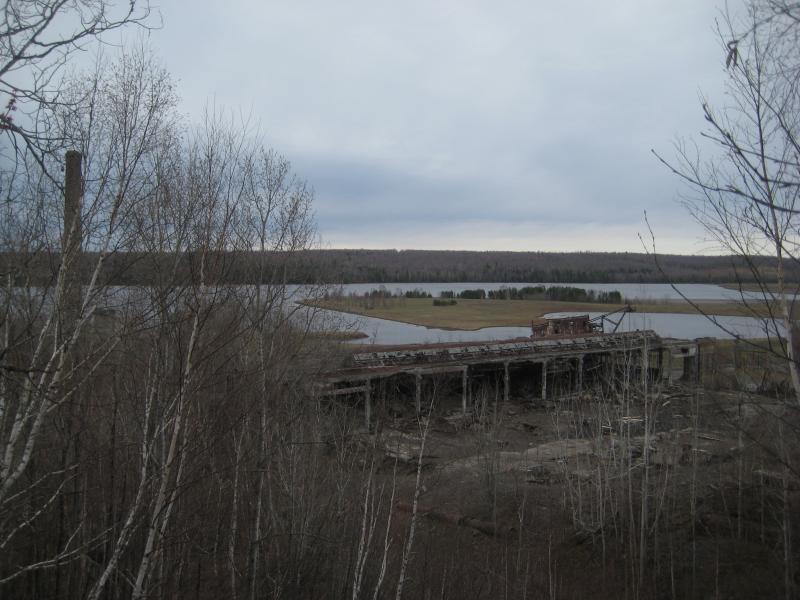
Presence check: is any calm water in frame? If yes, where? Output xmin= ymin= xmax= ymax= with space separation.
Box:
xmin=6 ymin=282 xmax=785 ymax=345
xmin=303 ymin=306 xmax=782 ymax=345
xmin=302 ymin=282 xmax=788 ymax=345
xmin=546 ymin=311 xmax=784 ymax=341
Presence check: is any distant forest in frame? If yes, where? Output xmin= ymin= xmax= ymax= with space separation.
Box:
xmin=3 ymin=249 xmax=797 ymax=285
xmin=294 ymin=249 xmax=798 ymax=284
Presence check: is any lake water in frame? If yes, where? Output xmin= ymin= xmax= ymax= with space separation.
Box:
xmin=5 ymin=282 xmax=786 ymax=345
xmin=546 ymin=311 xmax=784 ymax=341
xmin=303 ymin=305 xmax=783 ymax=346
xmin=303 ymin=282 xmax=788 ymax=345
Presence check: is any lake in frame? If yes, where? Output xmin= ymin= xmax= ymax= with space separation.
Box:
xmin=303 ymin=282 xmax=787 ymax=345
xmin=4 ymin=282 xmax=785 ymax=345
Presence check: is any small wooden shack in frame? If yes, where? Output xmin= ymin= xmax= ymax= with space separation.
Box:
xmin=531 ymin=314 xmax=599 ymax=338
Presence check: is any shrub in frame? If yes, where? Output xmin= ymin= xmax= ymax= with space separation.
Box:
xmin=433 ymin=298 xmax=457 ymax=306
xmin=458 ymin=288 xmax=486 ymax=300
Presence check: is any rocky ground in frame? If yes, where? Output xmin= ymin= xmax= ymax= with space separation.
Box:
xmin=340 ymin=382 xmax=799 ymax=598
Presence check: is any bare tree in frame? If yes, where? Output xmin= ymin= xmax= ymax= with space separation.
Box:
xmin=651 ymin=5 xmax=800 ymax=596
xmin=0 ymin=45 xmax=178 ymax=595
xmin=1 ymin=0 xmax=154 ymax=169
xmin=655 ymin=0 xmax=800 ymax=405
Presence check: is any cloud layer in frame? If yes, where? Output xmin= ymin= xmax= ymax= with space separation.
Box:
xmin=150 ymin=1 xmax=730 ymax=253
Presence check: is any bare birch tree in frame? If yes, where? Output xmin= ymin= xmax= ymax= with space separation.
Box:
xmin=1 ymin=0 xmax=154 ymax=170
xmin=0 ymin=45 xmax=178 ymax=595
xmin=0 ymin=34 xmax=337 ymax=596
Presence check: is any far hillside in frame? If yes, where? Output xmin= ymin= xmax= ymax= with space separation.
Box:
xmin=3 ymin=249 xmax=797 ymax=286
xmin=296 ymin=249 xmax=799 ymax=284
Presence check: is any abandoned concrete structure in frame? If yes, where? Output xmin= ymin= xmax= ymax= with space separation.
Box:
xmin=530 ymin=314 xmax=598 ymax=338
xmin=319 ymin=331 xmax=699 ymax=429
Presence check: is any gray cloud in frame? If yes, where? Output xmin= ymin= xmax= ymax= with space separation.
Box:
xmin=148 ymin=0 xmax=729 ymax=252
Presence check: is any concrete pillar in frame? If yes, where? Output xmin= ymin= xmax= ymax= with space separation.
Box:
xmin=415 ymin=370 xmax=422 ymax=415
xmin=364 ymin=379 xmax=371 ymax=430
xmin=541 ymin=360 xmax=548 ymax=401
xmin=694 ymin=346 xmax=701 ymax=384
xmin=641 ymin=346 xmax=649 ymax=390
xmin=462 ymin=366 xmax=468 ymax=415
xmin=62 ymin=150 xmax=83 ymax=321
xmin=503 ymin=362 xmax=510 ymax=404
xmin=661 ymin=349 xmax=671 ymax=382
xmin=63 ymin=150 xmax=82 ymax=254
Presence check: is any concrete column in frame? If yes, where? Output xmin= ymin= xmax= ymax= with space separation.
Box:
xmin=62 ymin=150 xmax=83 ymax=322
xmin=63 ymin=150 xmax=82 ymax=255
xmin=541 ymin=360 xmax=548 ymax=401
xmin=462 ymin=366 xmax=468 ymax=415
xmin=695 ymin=347 xmax=701 ymax=384
xmin=415 ymin=370 xmax=422 ymax=415
xmin=503 ymin=362 xmax=510 ymax=404
xmin=661 ymin=349 xmax=671 ymax=382
xmin=641 ymin=346 xmax=649 ymax=390
xmin=364 ymin=379 xmax=371 ymax=430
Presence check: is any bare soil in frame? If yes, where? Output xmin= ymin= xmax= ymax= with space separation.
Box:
xmin=342 ymin=382 xmax=799 ymax=599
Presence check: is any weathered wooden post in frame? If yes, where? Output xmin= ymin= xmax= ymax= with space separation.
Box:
xmin=576 ymin=354 xmax=584 ymax=392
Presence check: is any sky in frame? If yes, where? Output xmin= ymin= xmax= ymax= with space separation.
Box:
xmin=144 ymin=1 xmax=731 ymax=253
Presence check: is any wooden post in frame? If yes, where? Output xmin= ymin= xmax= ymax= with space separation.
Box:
xmin=462 ymin=366 xmax=468 ymax=416
xmin=541 ymin=360 xmax=548 ymax=401
xmin=576 ymin=355 xmax=584 ymax=392
xmin=503 ymin=362 xmax=510 ymax=404
xmin=364 ymin=379 xmax=371 ymax=430
xmin=415 ymin=370 xmax=422 ymax=415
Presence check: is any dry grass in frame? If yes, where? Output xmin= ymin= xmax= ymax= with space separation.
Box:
xmin=307 ymin=297 xmax=772 ymax=331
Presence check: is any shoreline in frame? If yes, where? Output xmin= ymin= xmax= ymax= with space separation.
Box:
xmin=304 ymin=296 xmax=774 ymax=332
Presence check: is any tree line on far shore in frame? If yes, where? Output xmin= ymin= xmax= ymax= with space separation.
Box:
xmin=292 ymin=249 xmax=800 ymax=284
xmin=326 ymin=285 xmax=623 ymax=303
xmin=4 ymin=249 xmax=797 ymax=287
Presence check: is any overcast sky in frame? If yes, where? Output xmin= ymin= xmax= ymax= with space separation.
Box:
xmin=147 ymin=1 xmax=730 ymax=253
